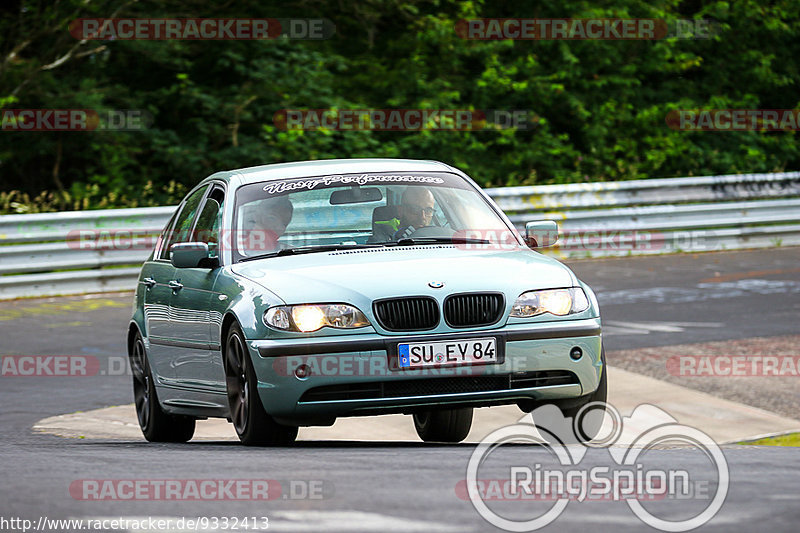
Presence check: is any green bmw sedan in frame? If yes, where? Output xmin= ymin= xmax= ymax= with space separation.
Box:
xmin=127 ymin=158 xmax=605 ymax=445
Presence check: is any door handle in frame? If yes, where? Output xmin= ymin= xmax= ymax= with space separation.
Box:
xmin=168 ymin=280 xmax=184 ymax=291
xmin=143 ymin=277 xmax=156 ymax=289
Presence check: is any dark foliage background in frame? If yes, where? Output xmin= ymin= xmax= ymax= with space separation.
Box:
xmin=1 ymin=0 xmax=798 ymax=212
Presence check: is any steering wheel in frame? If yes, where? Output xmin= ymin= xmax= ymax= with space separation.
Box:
xmin=404 ymin=225 xmax=456 ymax=239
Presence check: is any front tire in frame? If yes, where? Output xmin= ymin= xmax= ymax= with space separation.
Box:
xmin=129 ymin=331 xmax=195 ymax=443
xmin=224 ymin=323 xmax=297 ymax=446
xmin=561 ymin=349 xmax=608 ymax=442
xmin=519 ymin=347 xmax=608 ymax=444
xmin=413 ymin=408 xmax=473 ymax=442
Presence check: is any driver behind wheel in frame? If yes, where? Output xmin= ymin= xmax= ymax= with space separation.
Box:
xmin=392 ymin=187 xmax=435 ymax=240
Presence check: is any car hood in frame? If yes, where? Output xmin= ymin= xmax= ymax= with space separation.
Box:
xmin=230 ymin=246 xmax=576 ymax=304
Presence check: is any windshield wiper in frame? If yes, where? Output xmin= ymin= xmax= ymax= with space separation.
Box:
xmin=239 ymin=243 xmax=386 ymax=262
xmin=384 ymin=237 xmax=493 ymax=246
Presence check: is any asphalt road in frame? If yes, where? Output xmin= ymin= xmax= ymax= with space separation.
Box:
xmin=1 ymin=247 xmax=799 ymax=532
xmin=569 ymin=247 xmax=800 ymax=349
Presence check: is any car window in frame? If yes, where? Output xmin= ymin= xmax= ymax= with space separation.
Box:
xmin=193 ymin=186 xmax=225 ymax=258
xmin=235 ymin=186 xmax=384 ymax=256
xmin=153 ymin=210 xmax=179 ymax=260
xmin=159 ymin=185 xmax=209 ymax=260
xmin=289 ymin=187 xmax=383 ymax=234
xmin=434 ymin=187 xmax=505 ymax=229
xmin=232 ymin=172 xmax=516 ymax=261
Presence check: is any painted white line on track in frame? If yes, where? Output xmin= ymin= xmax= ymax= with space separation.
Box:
xmin=604 ymin=321 xmax=724 ymax=336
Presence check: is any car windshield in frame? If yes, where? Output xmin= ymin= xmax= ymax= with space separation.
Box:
xmin=232 ymin=171 xmax=520 ymax=262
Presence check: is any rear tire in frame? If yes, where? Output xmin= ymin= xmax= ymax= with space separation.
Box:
xmin=224 ymin=323 xmax=297 ymax=446
xmin=129 ymin=331 xmax=195 ymax=443
xmin=413 ymin=408 xmax=473 ymax=443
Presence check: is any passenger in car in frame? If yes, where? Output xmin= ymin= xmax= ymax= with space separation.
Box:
xmin=246 ymin=196 xmax=294 ymax=252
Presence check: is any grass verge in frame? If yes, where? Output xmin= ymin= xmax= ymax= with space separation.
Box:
xmin=740 ymin=432 xmax=800 ymax=446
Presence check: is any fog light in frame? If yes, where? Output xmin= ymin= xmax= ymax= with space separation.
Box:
xmin=295 ymin=364 xmax=311 ymax=379
xmin=570 ymin=347 xmax=583 ymax=360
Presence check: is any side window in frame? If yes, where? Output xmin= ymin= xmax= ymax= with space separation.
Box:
xmin=193 ymin=186 xmax=225 ymax=258
xmin=159 ymin=185 xmax=209 ymax=260
xmin=153 ymin=210 xmax=179 ymax=260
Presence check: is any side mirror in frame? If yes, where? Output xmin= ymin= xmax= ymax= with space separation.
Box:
xmin=525 ymin=220 xmax=559 ymax=248
xmin=171 ymin=242 xmax=218 ymax=269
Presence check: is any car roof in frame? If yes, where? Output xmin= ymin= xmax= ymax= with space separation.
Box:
xmin=203 ymin=158 xmax=458 ymax=187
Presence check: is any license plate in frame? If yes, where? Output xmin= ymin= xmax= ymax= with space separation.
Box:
xmin=397 ymin=338 xmax=498 ymax=369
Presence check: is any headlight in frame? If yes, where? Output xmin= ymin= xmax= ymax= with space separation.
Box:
xmin=510 ymin=288 xmax=590 ymax=318
xmin=264 ymin=304 xmax=370 ymax=332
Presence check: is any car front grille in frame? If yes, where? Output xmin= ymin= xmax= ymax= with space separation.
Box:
xmin=373 ymin=297 xmax=439 ymax=331
xmin=443 ymin=292 xmax=504 ymax=327
xmin=373 ymin=292 xmax=505 ymax=332
xmin=298 ymin=370 xmax=579 ymax=403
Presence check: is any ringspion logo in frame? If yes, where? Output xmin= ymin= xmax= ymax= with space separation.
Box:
xmin=464 ymin=403 xmax=728 ymax=531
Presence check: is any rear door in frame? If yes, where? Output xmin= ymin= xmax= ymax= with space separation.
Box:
xmin=141 ymin=210 xmax=178 ymax=380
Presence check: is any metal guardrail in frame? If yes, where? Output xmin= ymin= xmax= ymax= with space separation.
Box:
xmin=489 ymin=171 xmax=800 ymax=210
xmin=1 ymin=171 xmax=799 ymax=299
xmin=492 ymin=172 xmax=800 ymax=259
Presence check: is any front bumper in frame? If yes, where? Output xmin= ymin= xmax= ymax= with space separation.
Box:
xmin=247 ymin=318 xmax=603 ymax=424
